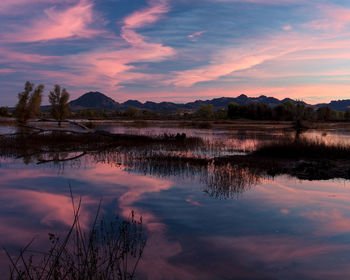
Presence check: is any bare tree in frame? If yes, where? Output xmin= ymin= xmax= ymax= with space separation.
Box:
xmin=49 ymin=84 xmax=70 ymax=126
xmin=15 ymin=81 xmax=44 ymax=124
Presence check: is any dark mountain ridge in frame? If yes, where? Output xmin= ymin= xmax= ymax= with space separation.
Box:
xmin=68 ymin=92 xmax=350 ymax=113
xmin=70 ymin=92 xmax=118 ymax=110
xmin=315 ymin=99 xmax=350 ymax=112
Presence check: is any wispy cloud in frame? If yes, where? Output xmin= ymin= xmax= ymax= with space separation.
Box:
xmin=0 ymin=0 xmax=75 ymax=13
xmin=188 ymin=31 xmax=206 ymax=41
xmin=168 ymin=36 xmax=300 ymax=87
xmin=3 ymin=0 xmax=101 ymax=42
xmin=69 ymin=0 xmax=175 ymax=90
xmin=1 ymin=0 xmax=350 ymax=104
xmin=0 ymin=0 xmax=175 ymax=100
xmin=305 ymin=4 xmax=350 ymax=32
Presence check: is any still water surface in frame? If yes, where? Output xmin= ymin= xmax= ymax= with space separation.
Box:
xmin=1 ymin=124 xmax=350 ymax=279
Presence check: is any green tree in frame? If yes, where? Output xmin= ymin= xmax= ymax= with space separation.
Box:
xmin=304 ymin=106 xmax=315 ymax=121
xmin=273 ymin=101 xmax=296 ymax=121
xmin=49 ymin=85 xmax=70 ymax=126
xmin=227 ymin=102 xmax=241 ymax=119
xmin=80 ymin=109 xmax=96 ymax=118
xmin=215 ymin=109 xmax=227 ymax=119
xmin=256 ymin=103 xmax=272 ymax=120
xmin=15 ymin=81 xmax=44 ymax=124
xmin=125 ymin=106 xmax=140 ymax=118
xmin=316 ymin=107 xmax=332 ymax=121
xmin=345 ymin=110 xmax=350 ymax=120
xmin=0 ymin=106 xmax=9 ymax=117
xmin=195 ymin=104 xmax=214 ymax=119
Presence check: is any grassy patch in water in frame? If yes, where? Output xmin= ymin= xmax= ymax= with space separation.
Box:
xmin=253 ymin=137 xmax=350 ymax=159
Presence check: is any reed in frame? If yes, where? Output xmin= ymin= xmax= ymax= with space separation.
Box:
xmin=4 ymin=194 xmax=146 ymax=280
xmin=253 ymin=136 xmax=350 ymax=159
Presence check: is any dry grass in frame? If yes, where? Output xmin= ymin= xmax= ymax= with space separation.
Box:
xmin=0 ymin=131 xmax=203 ymax=164
xmin=5 ymin=193 xmax=146 ymax=280
xmin=179 ymin=121 xmax=213 ymax=129
xmin=0 ymin=118 xmax=16 ymax=125
xmin=253 ymin=136 xmax=350 ymax=159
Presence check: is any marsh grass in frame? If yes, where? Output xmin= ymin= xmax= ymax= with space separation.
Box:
xmin=179 ymin=121 xmax=213 ymax=129
xmin=203 ymin=163 xmax=261 ymax=199
xmin=254 ymin=136 xmax=350 ymax=159
xmin=0 ymin=118 xmax=16 ymax=125
xmin=0 ymin=131 xmax=203 ymax=164
xmin=4 ymin=194 xmax=146 ymax=280
xmin=122 ymin=120 xmax=149 ymax=128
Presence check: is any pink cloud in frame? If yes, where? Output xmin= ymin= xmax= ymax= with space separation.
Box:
xmin=2 ymin=0 xmax=350 ymax=105
xmin=67 ymin=164 xmax=196 ymax=279
xmin=186 ymin=197 xmax=202 ymax=206
xmin=123 ymin=0 xmax=169 ymax=30
xmin=4 ymin=0 xmax=101 ymax=42
xmin=60 ymin=0 xmax=175 ymax=90
xmin=168 ymin=39 xmax=299 ymax=87
xmin=170 ymin=53 xmax=277 ymax=87
xmin=109 ymin=84 xmax=350 ymax=104
xmin=167 ymin=24 xmax=350 ymax=99
xmin=204 ymin=234 xmax=350 ymax=276
xmin=0 ymin=189 xmax=95 ymax=228
xmin=306 ymin=5 xmax=350 ymax=32
xmin=0 ymin=48 xmax=59 ymax=64
xmin=0 ymin=0 xmax=175 ymax=100
xmin=251 ymin=178 xmax=350 ymax=236
xmin=301 ymin=209 xmax=350 ymax=235
xmin=0 ymin=69 xmax=15 ymax=74
xmin=283 ymin=25 xmax=292 ymax=31
xmin=0 ymin=0 xmax=76 ymax=13
xmin=120 ymin=0 xmax=169 ymax=47
xmin=188 ymin=31 xmax=206 ymax=41
xmin=215 ymin=0 xmax=306 ymax=4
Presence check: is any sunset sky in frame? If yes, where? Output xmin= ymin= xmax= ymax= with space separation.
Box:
xmin=1 ymin=0 xmax=350 ymax=105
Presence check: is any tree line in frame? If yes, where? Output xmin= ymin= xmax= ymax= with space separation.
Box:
xmin=227 ymin=101 xmax=350 ymax=121
xmin=1 ymin=81 xmax=350 ymax=122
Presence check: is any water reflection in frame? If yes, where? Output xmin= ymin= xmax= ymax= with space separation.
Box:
xmin=1 ymin=155 xmax=350 ymax=279
xmin=2 ymin=127 xmax=350 ymax=279
xmin=203 ymin=163 xmax=261 ymax=199
xmin=0 ymin=132 xmax=264 ymax=198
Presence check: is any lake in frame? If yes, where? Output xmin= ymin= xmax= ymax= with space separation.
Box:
xmin=1 ymin=122 xmax=350 ymax=279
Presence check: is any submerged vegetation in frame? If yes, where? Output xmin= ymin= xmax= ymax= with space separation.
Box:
xmin=5 ymin=195 xmax=146 ymax=280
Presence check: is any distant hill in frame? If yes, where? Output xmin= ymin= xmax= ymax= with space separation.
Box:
xmin=67 ymin=92 xmax=350 ymax=113
xmin=70 ymin=92 xmax=118 ymax=110
xmin=315 ymin=100 xmax=350 ymax=112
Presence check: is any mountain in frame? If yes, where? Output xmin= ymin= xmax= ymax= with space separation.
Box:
xmin=68 ymin=92 xmax=350 ymax=113
xmin=70 ymin=92 xmax=118 ymax=110
xmin=315 ymin=100 xmax=350 ymax=112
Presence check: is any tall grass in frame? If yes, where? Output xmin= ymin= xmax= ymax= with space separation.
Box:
xmin=4 ymin=195 xmax=146 ymax=280
xmin=0 ymin=131 xmax=203 ymax=164
xmin=179 ymin=121 xmax=213 ymax=129
xmin=254 ymin=136 xmax=350 ymax=159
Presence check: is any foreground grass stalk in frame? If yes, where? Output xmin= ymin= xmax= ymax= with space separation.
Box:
xmin=4 ymin=193 xmax=146 ymax=280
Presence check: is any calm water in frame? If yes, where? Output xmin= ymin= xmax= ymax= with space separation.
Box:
xmin=1 ymin=124 xmax=350 ymax=279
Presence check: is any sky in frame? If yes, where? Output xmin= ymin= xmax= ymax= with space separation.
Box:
xmin=1 ymin=0 xmax=350 ymax=106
